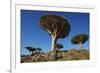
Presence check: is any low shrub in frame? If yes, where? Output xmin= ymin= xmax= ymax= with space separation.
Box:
xmin=21 ymin=49 xmax=89 ymax=62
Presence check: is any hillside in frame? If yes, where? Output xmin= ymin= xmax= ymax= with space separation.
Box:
xmin=21 ymin=49 xmax=89 ymax=63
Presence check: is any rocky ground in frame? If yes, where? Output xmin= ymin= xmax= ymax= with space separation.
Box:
xmin=21 ymin=49 xmax=89 ymax=63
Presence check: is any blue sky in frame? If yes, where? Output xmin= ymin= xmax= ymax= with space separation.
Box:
xmin=21 ymin=10 xmax=89 ymax=55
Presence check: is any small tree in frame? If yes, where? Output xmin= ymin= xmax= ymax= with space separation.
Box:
xmin=25 ymin=47 xmax=36 ymax=55
xmin=37 ymin=48 xmax=42 ymax=52
xmin=71 ymin=34 xmax=89 ymax=50
xmin=55 ymin=43 xmax=63 ymax=51
xmin=39 ymin=14 xmax=71 ymax=51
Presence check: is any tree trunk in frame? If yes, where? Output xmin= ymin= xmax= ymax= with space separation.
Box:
xmin=49 ymin=36 xmax=58 ymax=61
xmin=49 ymin=50 xmax=57 ymax=61
xmin=80 ymin=42 xmax=83 ymax=50
xmin=51 ymin=36 xmax=57 ymax=51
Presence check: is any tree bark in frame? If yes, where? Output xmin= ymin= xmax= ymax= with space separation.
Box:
xmin=80 ymin=42 xmax=83 ymax=50
xmin=51 ymin=36 xmax=57 ymax=51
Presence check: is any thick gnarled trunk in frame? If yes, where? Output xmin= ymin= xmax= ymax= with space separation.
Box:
xmin=51 ymin=36 xmax=57 ymax=51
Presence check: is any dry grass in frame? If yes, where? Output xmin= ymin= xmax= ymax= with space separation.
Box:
xmin=21 ymin=49 xmax=89 ymax=63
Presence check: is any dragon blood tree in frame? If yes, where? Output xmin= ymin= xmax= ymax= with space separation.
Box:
xmin=55 ymin=43 xmax=63 ymax=51
xmin=39 ymin=14 xmax=71 ymax=51
xmin=71 ymin=34 xmax=89 ymax=50
xmin=25 ymin=47 xmax=36 ymax=55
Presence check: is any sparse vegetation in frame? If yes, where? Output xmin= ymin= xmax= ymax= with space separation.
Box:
xmin=21 ymin=14 xmax=89 ymax=63
xmin=21 ymin=49 xmax=89 ymax=63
